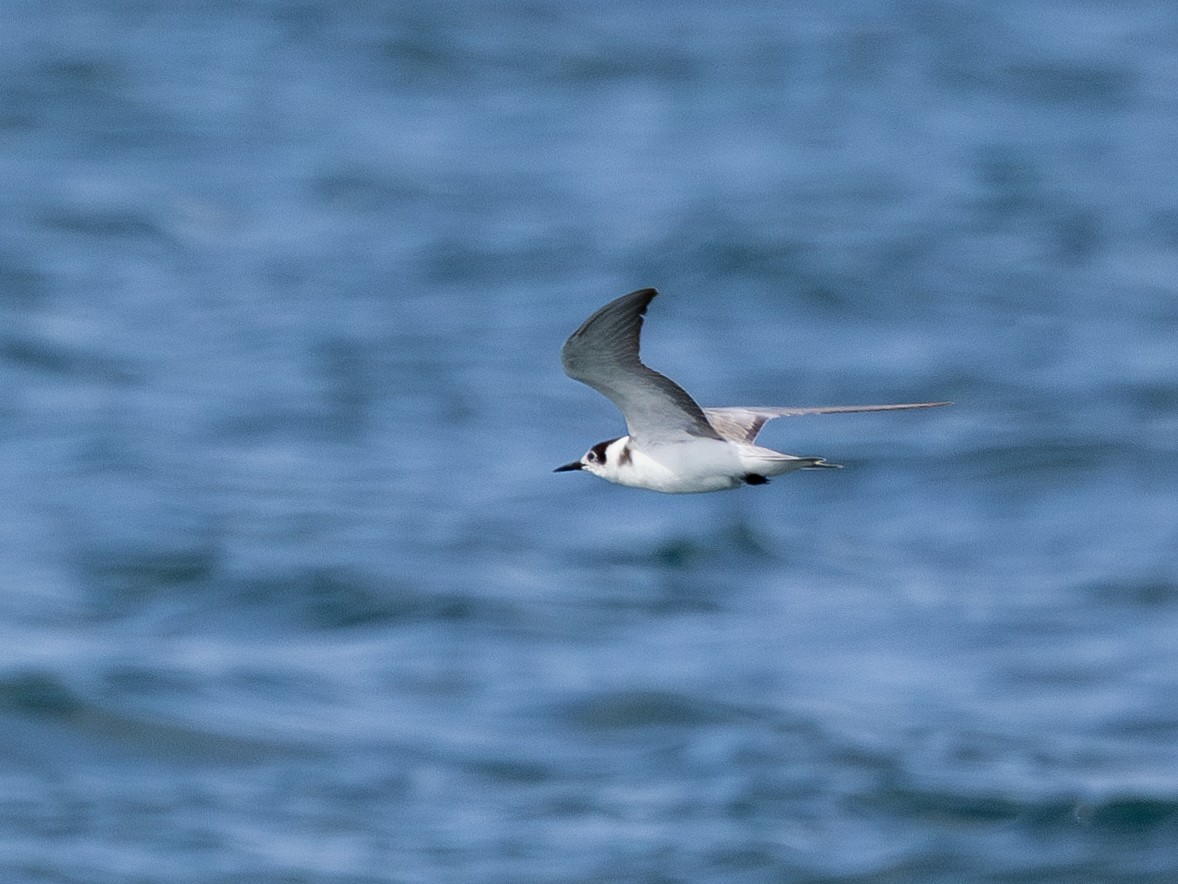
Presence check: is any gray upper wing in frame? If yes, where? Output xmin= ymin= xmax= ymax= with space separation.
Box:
xmin=703 ymin=402 xmax=952 ymax=443
xmin=561 ymin=289 xmax=722 ymax=444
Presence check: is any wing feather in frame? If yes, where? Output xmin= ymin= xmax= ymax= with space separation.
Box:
xmin=561 ymin=289 xmax=722 ymax=444
xmin=703 ymin=402 xmax=952 ymax=443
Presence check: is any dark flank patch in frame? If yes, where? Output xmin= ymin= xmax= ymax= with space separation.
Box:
xmin=618 ymin=444 xmax=632 ymax=466
xmin=742 ymin=473 xmax=769 ymax=485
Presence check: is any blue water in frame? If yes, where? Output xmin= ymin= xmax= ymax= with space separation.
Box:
xmin=3 ymin=1 xmax=1178 ymax=880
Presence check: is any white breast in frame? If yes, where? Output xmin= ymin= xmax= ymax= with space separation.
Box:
xmin=607 ymin=438 xmax=746 ymax=494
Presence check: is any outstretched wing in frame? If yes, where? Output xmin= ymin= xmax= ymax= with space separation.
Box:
xmin=703 ymin=402 xmax=952 ymax=443
xmin=561 ymin=289 xmax=722 ymax=444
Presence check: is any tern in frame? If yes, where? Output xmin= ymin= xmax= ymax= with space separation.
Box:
xmin=555 ymin=288 xmax=949 ymax=493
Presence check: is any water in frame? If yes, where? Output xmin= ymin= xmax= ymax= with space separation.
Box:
xmin=3 ymin=0 xmax=1178 ymax=880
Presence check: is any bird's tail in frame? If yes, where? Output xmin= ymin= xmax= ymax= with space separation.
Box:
xmin=799 ymin=457 xmax=842 ymax=469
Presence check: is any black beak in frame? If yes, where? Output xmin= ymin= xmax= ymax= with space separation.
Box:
xmin=554 ymin=460 xmax=583 ymax=472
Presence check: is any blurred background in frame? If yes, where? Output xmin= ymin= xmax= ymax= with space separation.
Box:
xmin=3 ymin=0 xmax=1178 ymax=881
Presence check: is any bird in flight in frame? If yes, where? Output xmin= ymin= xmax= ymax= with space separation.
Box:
xmin=555 ymin=288 xmax=949 ymax=493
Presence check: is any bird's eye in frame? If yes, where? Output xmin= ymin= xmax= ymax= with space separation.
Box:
xmin=586 ymin=451 xmax=597 ymax=462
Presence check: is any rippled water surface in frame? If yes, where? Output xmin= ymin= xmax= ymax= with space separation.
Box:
xmin=3 ymin=1 xmax=1178 ymax=881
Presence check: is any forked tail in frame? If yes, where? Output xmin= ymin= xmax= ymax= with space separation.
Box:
xmin=800 ymin=457 xmax=842 ymax=469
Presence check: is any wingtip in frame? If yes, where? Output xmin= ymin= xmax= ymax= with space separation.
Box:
xmin=624 ymin=287 xmax=659 ymax=314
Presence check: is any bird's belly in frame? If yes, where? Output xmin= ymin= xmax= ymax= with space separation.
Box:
xmin=617 ymin=442 xmax=745 ymax=494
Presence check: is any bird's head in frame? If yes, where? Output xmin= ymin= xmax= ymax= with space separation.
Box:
xmin=554 ymin=437 xmax=624 ymax=480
